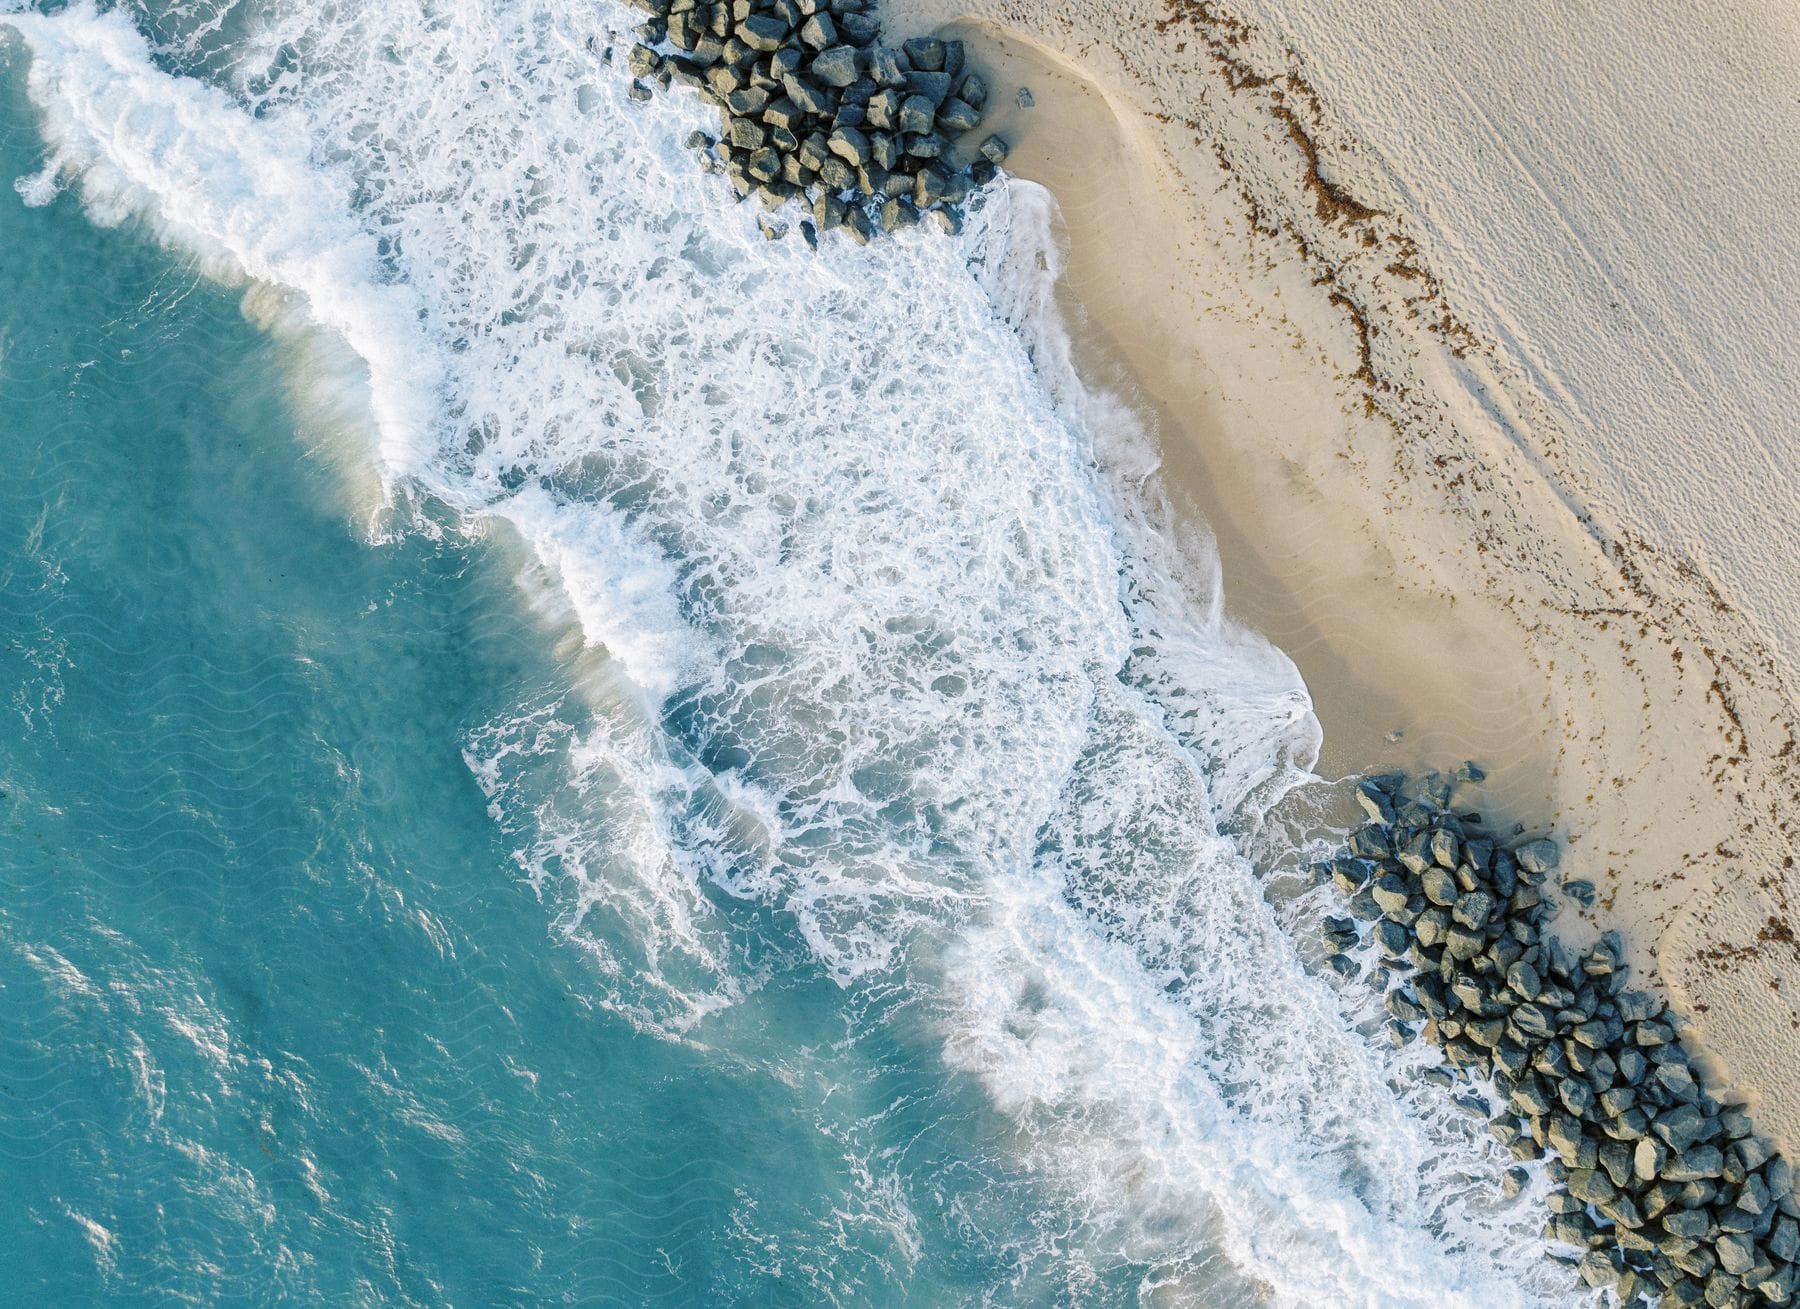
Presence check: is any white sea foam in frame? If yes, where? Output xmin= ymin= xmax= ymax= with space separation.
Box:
xmin=3 ymin=2 xmax=1584 ymax=1302
xmin=2 ymin=5 xmax=444 ymax=473
xmin=489 ymin=485 xmax=707 ymax=702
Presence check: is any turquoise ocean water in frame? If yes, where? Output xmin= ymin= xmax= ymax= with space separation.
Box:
xmin=0 ymin=51 xmax=1094 ymax=1303
xmin=0 ymin=3 xmax=1582 ymax=1304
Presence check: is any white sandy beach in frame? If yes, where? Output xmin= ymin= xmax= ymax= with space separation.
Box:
xmin=884 ymin=0 xmax=1800 ymax=1148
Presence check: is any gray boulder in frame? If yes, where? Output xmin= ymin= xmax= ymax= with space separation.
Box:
xmin=1560 ymin=1079 xmax=1595 ymax=1116
xmin=1373 ymin=918 xmax=1410 ymax=954
xmin=865 ymin=88 xmax=900 ymax=128
xmin=1547 ymin=1115 xmax=1586 ymax=1158
xmin=856 ymin=162 xmax=889 ymax=197
xmin=1617 ymin=1047 xmax=1648 ymax=1084
xmin=1655 ymin=1060 xmax=1699 ymax=1100
xmin=1662 ymin=1145 xmax=1725 ymax=1182
xmin=1637 ymin=1018 xmax=1676 ymax=1047
xmin=1493 ymin=1042 xmax=1531 ymax=1077
xmin=1415 ymin=907 xmax=1450 ymax=946
xmin=942 ymin=39 xmax=965 ymax=82
xmin=1449 ymin=977 xmax=1488 ymax=1011
xmin=878 ymin=195 xmax=917 ymax=231
xmin=1598 ymin=1085 xmax=1636 ymax=1118
xmin=1663 ymin=1208 xmax=1713 ymax=1239
xmin=1430 ymin=828 xmax=1460 ymax=869
xmin=764 ymin=98 xmax=806 ymax=131
xmin=728 ymin=116 xmax=768 ymax=149
xmin=867 ymin=46 xmax=906 ymax=86
xmin=1737 ymin=1172 xmax=1772 ymax=1215
xmin=811 ymin=46 xmax=862 ymax=87
xmin=1767 ymin=1155 xmax=1794 ymax=1206
xmin=745 ymin=146 xmax=782 ymax=181
xmin=898 ymin=94 xmax=936 ymax=136
xmin=726 ymin=84 xmax=771 ymax=114
xmin=1595 ymin=1193 xmax=1643 ymax=1229
xmin=1511 ymin=1003 xmax=1554 ymax=1039
xmin=1516 ymin=838 xmax=1560 ymax=874
xmin=901 ymin=37 xmax=945 ymax=70
xmin=796 ymin=132 xmax=831 ymax=171
xmin=1734 ymin=1135 xmax=1774 ymax=1171
xmin=1357 ymin=779 xmax=1397 ymax=824
xmin=1577 ymin=1249 xmax=1619 ymax=1289
xmin=839 ymin=12 xmax=879 ymax=44
xmin=827 ymin=126 xmax=871 ymax=166
xmin=739 ymin=14 xmax=788 ymax=51
xmin=1598 ymin=1139 xmax=1634 ymax=1188
xmin=1507 ymin=960 xmax=1541 ymax=999
xmin=1386 ymin=990 xmax=1426 ymax=1023
xmin=1464 ymin=1016 xmax=1504 ymax=1047
xmin=1421 ymin=867 xmax=1458 ymax=905
xmin=1371 ymin=875 xmax=1411 ymax=914
xmin=783 ymin=75 xmax=833 ymax=114
xmin=811 ymin=192 xmax=846 ymax=230
xmin=772 ymin=47 xmax=804 ymax=80
xmin=937 ymin=96 xmax=981 ymax=135
xmin=1567 ymin=1168 xmax=1617 ymax=1205
xmin=1770 ymin=1215 xmax=1799 ymax=1262
xmin=1444 ymin=924 xmax=1485 ymax=960
xmin=1715 ymin=1232 xmax=1756 ymax=1276
xmin=1453 ymin=890 xmax=1494 ymax=928
xmin=1547 ymin=1214 xmax=1591 ymax=1247
xmin=905 ymin=70 xmax=953 ymax=104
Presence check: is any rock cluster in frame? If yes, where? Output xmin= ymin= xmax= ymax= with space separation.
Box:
xmin=1328 ymin=768 xmax=1799 ymax=1306
xmin=621 ymin=0 xmax=1008 ymax=240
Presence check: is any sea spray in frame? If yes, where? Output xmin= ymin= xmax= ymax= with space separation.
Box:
xmin=4 ymin=1 xmax=1585 ymax=1301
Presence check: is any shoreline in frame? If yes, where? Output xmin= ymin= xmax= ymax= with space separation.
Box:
xmin=882 ymin=0 xmax=1800 ymax=1157
xmin=5 ymin=0 xmax=1793 ymax=1297
xmin=892 ymin=14 xmax=1560 ymax=805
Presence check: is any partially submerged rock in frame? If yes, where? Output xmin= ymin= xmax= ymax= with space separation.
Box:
xmin=621 ymin=0 xmax=1004 ymax=238
xmin=1322 ymin=770 xmax=1799 ymax=1306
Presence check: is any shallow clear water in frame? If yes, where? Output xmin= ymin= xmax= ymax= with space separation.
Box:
xmin=0 ymin=3 xmax=1585 ymax=1304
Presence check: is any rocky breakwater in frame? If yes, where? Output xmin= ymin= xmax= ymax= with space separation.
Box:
xmin=619 ymin=0 xmax=1010 ymax=240
xmin=1328 ymin=770 xmax=1799 ymax=1306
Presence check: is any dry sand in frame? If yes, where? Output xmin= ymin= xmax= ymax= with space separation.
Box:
xmin=885 ymin=0 xmax=1800 ymax=1151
